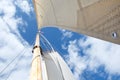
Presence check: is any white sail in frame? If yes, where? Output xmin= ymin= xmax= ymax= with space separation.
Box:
xmin=33 ymin=0 xmax=120 ymax=44
xmin=41 ymin=51 xmax=75 ymax=80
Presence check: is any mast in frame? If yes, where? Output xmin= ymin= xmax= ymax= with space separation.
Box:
xmin=30 ymin=33 xmax=42 ymax=80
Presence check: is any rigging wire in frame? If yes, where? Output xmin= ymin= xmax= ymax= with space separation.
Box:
xmin=39 ymin=30 xmax=65 ymax=60
xmin=0 ymin=48 xmax=26 ymax=75
xmin=0 ymin=18 xmax=34 ymax=77
xmin=0 ymin=40 xmax=34 ymax=80
xmin=40 ymin=35 xmax=52 ymax=52
xmin=5 ymin=48 xmax=28 ymax=80
xmin=39 ymin=33 xmax=48 ymax=51
xmin=40 ymin=32 xmax=54 ymax=52
xmin=2 ymin=36 xmax=35 ymax=80
xmin=3 ymin=41 xmax=35 ymax=80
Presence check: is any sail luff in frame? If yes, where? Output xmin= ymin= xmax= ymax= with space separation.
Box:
xmin=30 ymin=33 xmax=42 ymax=80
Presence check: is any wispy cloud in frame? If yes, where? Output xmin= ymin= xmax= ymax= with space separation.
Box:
xmin=65 ymin=39 xmax=88 ymax=80
xmin=86 ymin=37 xmax=120 ymax=74
xmin=65 ymin=37 xmax=120 ymax=80
xmin=59 ymin=28 xmax=73 ymax=50
xmin=61 ymin=42 xmax=68 ymax=50
xmin=0 ymin=0 xmax=33 ymax=80
xmin=15 ymin=0 xmax=33 ymax=15
xmin=59 ymin=28 xmax=73 ymax=39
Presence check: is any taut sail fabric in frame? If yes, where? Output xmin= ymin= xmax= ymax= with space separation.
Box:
xmin=41 ymin=51 xmax=75 ymax=80
xmin=33 ymin=0 xmax=120 ymax=44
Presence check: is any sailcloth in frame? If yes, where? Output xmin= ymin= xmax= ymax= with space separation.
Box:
xmin=41 ymin=51 xmax=75 ymax=80
xmin=33 ymin=0 xmax=120 ymax=44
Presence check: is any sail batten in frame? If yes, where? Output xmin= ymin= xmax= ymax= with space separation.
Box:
xmin=33 ymin=0 xmax=120 ymax=44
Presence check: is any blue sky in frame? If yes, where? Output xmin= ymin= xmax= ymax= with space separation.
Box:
xmin=0 ymin=0 xmax=120 ymax=80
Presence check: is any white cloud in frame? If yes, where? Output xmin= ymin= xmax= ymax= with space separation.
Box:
xmin=59 ymin=28 xmax=73 ymax=50
xmin=65 ymin=37 xmax=120 ymax=80
xmin=15 ymin=0 xmax=33 ymax=15
xmin=65 ymin=40 xmax=88 ymax=80
xmin=61 ymin=43 xmax=67 ymax=50
xmin=0 ymin=0 xmax=16 ymax=18
xmin=0 ymin=0 xmax=32 ymax=80
xmin=59 ymin=28 xmax=73 ymax=39
xmin=85 ymin=37 xmax=120 ymax=74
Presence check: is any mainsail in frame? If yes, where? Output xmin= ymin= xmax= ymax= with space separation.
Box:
xmin=33 ymin=0 xmax=120 ymax=44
